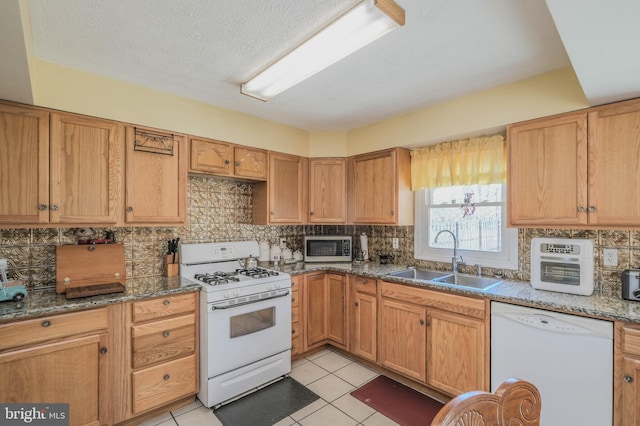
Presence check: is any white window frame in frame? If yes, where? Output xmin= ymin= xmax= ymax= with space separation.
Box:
xmin=414 ymin=184 xmax=518 ymax=270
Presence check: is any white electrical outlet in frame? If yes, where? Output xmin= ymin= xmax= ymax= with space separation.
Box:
xmin=0 ymin=258 xmax=7 ymax=270
xmin=392 ymin=238 xmax=399 ymax=249
xmin=603 ymin=248 xmax=618 ymax=267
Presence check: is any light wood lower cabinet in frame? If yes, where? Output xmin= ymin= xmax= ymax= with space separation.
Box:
xmin=291 ymin=275 xmax=301 ymax=357
xmin=0 ymin=307 xmax=112 ymax=426
xmin=379 ymin=296 xmax=427 ymax=382
xmin=349 ymin=275 xmax=377 ymax=362
xmin=378 ymin=280 xmax=488 ymax=395
xmin=117 ymin=292 xmax=198 ymax=421
xmin=302 ymin=272 xmax=347 ymax=351
xmin=616 ymin=322 xmax=640 ymax=426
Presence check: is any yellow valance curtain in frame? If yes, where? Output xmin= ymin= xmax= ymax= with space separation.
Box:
xmin=410 ymin=135 xmax=506 ymax=190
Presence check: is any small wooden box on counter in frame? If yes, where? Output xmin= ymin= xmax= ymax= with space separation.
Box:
xmin=55 ymin=243 xmax=126 ymax=298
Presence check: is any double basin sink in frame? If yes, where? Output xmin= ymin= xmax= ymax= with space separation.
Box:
xmin=386 ymin=268 xmax=503 ymax=291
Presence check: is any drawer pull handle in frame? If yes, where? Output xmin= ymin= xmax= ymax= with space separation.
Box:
xmin=100 ymin=347 xmax=108 ymax=355
xmin=361 ymin=279 xmax=367 ymax=284
xmin=291 ymin=329 xmax=295 ymax=334
xmin=164 ymin=374 xmax=170 ymax=381
xmin=624 ymin=375 xmax=634 ymax=383
xmin=163 ymin=299 xmax=170 ymax=305
xmin=291 ymin=297 xmax=295 ymax=303
xmin=42 ymin=320 xmax=51 ymax=328
xmin=163 ymin=331 xmax=170 ymax=337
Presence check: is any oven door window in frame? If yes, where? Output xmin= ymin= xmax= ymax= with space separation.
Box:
xmin=540 ymin=261 xmax=580 ymax=286
xmin=230 ymin=307 xmax=275 ymax=338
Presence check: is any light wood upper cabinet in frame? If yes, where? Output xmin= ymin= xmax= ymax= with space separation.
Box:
xmin=308 ymin=158 xmax=346 ymax=223
xmin=189 ymin=136 xmax=267 ymax=180
xmin=253 ymin=152 xmax=308 ymax=224
xmin=125 ymin=125 xmax=188 ymax=225
xmin=508 ymin=97 xmax=640 ymax=228
xmin=349 ymin=147 xmax=413 ymax=225
xmin=508 ymin=112 xmax=588 ymax=226
xmin=0 ymin=104 xmax=124 ymax=226
xmin=0 ymin=102 xmax=49 ymax=224
xmin=587 ymin=99 xmax=640 ymax=226
xmin=50 ymin=112 xmax=124 ymax=224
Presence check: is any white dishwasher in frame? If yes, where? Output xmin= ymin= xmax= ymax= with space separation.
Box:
xmin=491 ymin=302 xmax=613 ymax=426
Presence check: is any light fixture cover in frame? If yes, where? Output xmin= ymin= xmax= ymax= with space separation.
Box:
xmin=241 ymin=0 xmax=405 ymax=101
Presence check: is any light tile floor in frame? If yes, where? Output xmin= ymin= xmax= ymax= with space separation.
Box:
xmin=139 ymin=348 xmax=402 ymax=426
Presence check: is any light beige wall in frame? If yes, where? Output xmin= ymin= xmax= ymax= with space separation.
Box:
xmin=347 ymin=67 xmax=589 ymax=155
xmin=308 ymin=131 xmax=349 ymax=157
xmin=31 ymin=60 xmax=310 ymax=156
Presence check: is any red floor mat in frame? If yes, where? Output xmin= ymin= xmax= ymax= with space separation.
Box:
xmin=351 ymin=376 xmax=445 ymax=426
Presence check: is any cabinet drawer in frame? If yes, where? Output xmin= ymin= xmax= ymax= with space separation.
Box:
xmin=623 ymin=326 xmax=640 ymax=355
xmin=132 ymin=314 xmax=196 ymax=369
xmin=354 ymin=276 xmax=377 ymax=295
xmin=132 ymin=292 xmax=197 ymax=323
xmin=132 ymin=354 xmax=197 ymax=414
xmin=0 ymin=308 xmax=108 ymax=351
xmin=291 ymin=289 xmax=299 ymax=308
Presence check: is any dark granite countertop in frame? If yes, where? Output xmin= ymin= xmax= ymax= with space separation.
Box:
xmin=3 ymin=262 xmax=640 ymax=324
xmin=0 ymin=276 xmax=200 ymax=322
xmin=272 ymin=261 xmax=640 ymax=323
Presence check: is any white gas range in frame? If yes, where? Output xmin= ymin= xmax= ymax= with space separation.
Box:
xmin=180 ymin=241 xmax=292 ymax=408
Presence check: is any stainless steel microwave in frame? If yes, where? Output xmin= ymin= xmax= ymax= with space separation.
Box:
xmin=304 ymin=236 xmax=352 ymax=262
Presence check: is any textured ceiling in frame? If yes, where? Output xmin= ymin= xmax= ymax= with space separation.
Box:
xmin=24 ymin=0 xmax=573 ymax=131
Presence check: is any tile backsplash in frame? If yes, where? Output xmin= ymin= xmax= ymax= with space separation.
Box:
xmin=0 ymin=175 xmax=637 ymax=294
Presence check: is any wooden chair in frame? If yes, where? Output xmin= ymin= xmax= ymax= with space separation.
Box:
xmin=431 ymin=378 xmax=541 ymax=426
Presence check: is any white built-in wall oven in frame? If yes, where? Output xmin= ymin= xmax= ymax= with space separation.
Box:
xmin=180 ymin=241 xmax=292 ymax=407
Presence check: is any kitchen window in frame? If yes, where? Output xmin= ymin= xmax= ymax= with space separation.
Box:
xmin=414 ymin=183 xmax=518 ymax=269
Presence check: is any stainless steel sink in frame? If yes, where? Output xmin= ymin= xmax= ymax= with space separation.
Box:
xmin=387 ymin=268 xmax=452 ymax=281
xmin=432 ymin=273 xmax=503 ymax=290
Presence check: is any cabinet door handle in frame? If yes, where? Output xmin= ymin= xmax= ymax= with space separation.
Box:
xmin=354 ymin=302 xmax=359 ymax=307
xmin=127 ymin=206 xmax=134 ymax=212
xmin=624 ymin=375 xmax=634 ymax=383
xmin=38 ymin=204 xmax=48 ymax=211
xmin=100 ymin=347 xmax=108 ymax=355
xmin=235 ymin=161 xmax=241 ymax=166
xmin=577 ymin=206 xmax=586 ymax=212
xmin=419 ymin=319 xmax=425 ymax=325
xmin=390 ymin=210 xmax=395 ymax=216
xmin=50 ymin=204 xmax=59 ymax=211
xmin=309 ymin=211 xmax=314 ymax=215
xmin=163 ymin=330 xmax=170 ymax=337
xmin=163 ymin=374 xmax=170 ymax=381
xmin=588 ymin=206 xmax=597 ymax=212
xmin=224 ymin=159 xmax=230 ymax=164
xmin=42 ymin=320 xmax=51 ymax=327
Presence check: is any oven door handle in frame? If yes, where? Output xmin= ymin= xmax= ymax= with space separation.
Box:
xmin=210 ymin=290 xmax=290 ymax=310
xmin=540 ymin=256 xmax=580 ymax=262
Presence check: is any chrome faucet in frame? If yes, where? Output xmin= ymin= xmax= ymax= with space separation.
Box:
xmin=435 ymin=230 xmax=463 ymax=273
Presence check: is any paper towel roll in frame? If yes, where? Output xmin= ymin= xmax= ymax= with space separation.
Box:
xmin=360 ymin=233 xmax=369 ymax=261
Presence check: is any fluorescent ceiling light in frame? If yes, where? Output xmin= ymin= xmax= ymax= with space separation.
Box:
xmin=241 ymin=0 xmax=405 ymax=101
